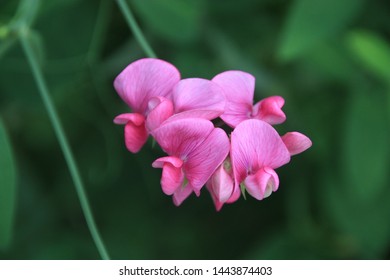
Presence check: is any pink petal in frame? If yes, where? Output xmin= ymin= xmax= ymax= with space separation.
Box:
xmin=114 ymin=113 xmax=148 ymax=153
xmin=231 ymin=119 xmax=290 ymax=187
xmin=185 ymin=127 xmax=230 ymax=195
xmin=212 ymin=71 xmax=255 ymax=127
xmin=282 ymin=132 xmax=312 ymax=156
xmin=114 ymin=58 xmax=180 ymax=114
xmin=244 ymin=167 xmax=279 ymax=200
xmin=172 ymin=78 xmax=226 ymax=120
xmin=173 ymin=185 xmax=193 ymax=206
xmin=146 ymin=97 xmax=174 ymax=132
xmin=206 ymin=159 xmax=234 ymax=211
xmin=152 ymin=156 xmax=184 ymax=195
xmin=152 ymin=118 xmax=214 ymax=156
xmin=252 ymin=96 xmax=286 ymax=125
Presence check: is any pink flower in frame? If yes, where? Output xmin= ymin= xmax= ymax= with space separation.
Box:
xmin=113 ymin=58 xmax=180 ymax=153
xmin=206 ymin=157 xmax=239 ymax=211
xmin=146 ymin=78 xmax=226 ymax=132
xmin=231 ymin=119 xmax=311 ymax=201
xmin=152 ymin=117 xmax=230 ymax=206
xmin=212 ymin=70 xmax=286 ymax=128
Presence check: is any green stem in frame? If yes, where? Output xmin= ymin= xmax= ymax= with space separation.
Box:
xmin=116 ymin=0 xmax=157 ymax=58
xmin=19 ymin=27 xmax=110 ymax=260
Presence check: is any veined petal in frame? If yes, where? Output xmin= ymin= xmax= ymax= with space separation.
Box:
xmin=114 ymin=113 xmax=148 ymax=153
xmin=206 ymin=160 xmax=234 ymax=211
xmin=114 ymin=58 xmax=180 ymax=114
xmin=153 ymin=118 xmax=214 ymax=156
xmin=212 ymin=71 xmax=255 ymax=127
xmin=231 ymin=119 xmax=290 ymax=187
xmin=282 ymin=132 xmax=312 ymax=156
xmin=146 ymin=97 xmax=174 ymax=132
xmin=152 ymin=156 xmax=184 ymax=195
xmin=244 ymin=167 xmax=279 ymax=200
xmin=173 ymin=185 xmax=193 ymax=206
xmin=209 ymin=161 xmax=234 ymax=203
xmin=185 ymin=128 xmax=230 ymax=194
xmin=172 ymin=78 xmax=226 ymax=120
xmin=252 ymin=96 xmax=286 ymax=125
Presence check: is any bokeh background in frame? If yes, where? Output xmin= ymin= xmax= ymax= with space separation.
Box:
xmin=1 ymin=0 xmax=390 ymax=259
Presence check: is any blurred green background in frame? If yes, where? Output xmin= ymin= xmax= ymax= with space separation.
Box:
xmin=1 ymin=0 xmax=390 ymax=259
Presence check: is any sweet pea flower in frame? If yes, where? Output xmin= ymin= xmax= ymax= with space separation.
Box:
xmin=231 ymin=119 xmax=311 ymax=201
xmin=113 ymin=58 xmax=180 ymax=153
xmin=212 ymin=70 xmax=286 ymax=128
xmin=206 ymin=157 xmax=240 ymax=211
xmin=152 ymin=117 xmax=230 ymax=206
xmin=146 ymin=78 xmax=226 ymax=132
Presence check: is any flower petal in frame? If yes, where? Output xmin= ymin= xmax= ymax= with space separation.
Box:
xmin=185 ymin=128 xmax=230 ymax=194
xmin=173 ymin=185 xmax=193 ymax=206
xmin=152 ymin=118 xmax=214 ymax=156
xmin=114 ymin=58 xmax=180 ymax=114
xmin=252 ymin=96 xmax=286 ymax=125
xmin=281 ymin=132 xmax=312 ymax=156
xmin=209 ymin=161 xmax=234 ymax=203
xmin=212 ymin=71 xmax=255 ymax=127
xmin=146 ymin=96 xmax=174 ymax=132
xmin=244 ymin=167 xmax=279 ymax=200
xmin=114 ymin=113 xmax=148 ymax=153
xmin=152 ymin=156 xmax=184 ymax=195
xmin=172 ymin=78 xmax=225 ymax=120
xmin=231 ymin=119 xmax=290 ymax=187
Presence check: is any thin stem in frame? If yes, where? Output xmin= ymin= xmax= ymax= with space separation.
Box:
xmin=19 ymin=27 xmax=110 ymax=260
xmin=116 ymin=0 xmax=157 ymax=58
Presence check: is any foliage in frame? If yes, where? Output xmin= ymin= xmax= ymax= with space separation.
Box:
xmin=0 ymin=0 xmax=389 ymax=259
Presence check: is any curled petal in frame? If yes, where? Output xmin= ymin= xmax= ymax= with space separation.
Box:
xmin=152 ymin=156 xmax=184 ymax=195
xmin=206 ymin=160 xmax=234 ymax=211
xmin=282 ymin=132 xmax=312 ymax=156
xmin=173 ymin=185 xmax=193 ymax=206
xmin=172 ymin=78 xmax=226 ymax=120
xmin=244 ymin=167 xmax=279 ymax=200
xmin=114 ymin=113 xmax=148 ymax=153
xmin=146 ymin=97 xmax=174 ymax=132
xmin=114 ymin=58 xmax=180 ymax=114
xmin=231 ymin=119 xmax=290 ymax=188
xmin=252 ymin=96 xmax=286 ymax=125
xmin=212 ymin=71 xmax=255 ymax=127
xmin=153 ymin=118 xmax=214 ymax=156
xmin=186 ymin=128 xmax=230 ymax=195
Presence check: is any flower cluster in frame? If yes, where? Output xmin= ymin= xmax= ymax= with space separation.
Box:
xmin=114 ymin=58 xmax=312 ymax=210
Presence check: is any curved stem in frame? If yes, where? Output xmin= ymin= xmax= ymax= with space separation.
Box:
xmin=116 ymin=0 xmax=157 ymax=58
xmin=19 ymin=27 xmax=110 ymax=260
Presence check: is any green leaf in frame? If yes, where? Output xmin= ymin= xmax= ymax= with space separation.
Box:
xmin=0 ymin=118 xmax=17 ymax=250
xmin=342 ymin=92 xmax=390 ymax=202
xmin=279 ymin=0 xmax=364 ymax=61
xmin=347 ymin=30 xmax=390 ymax=82
xmin=131 ymin=0 xmax=204 ymax=44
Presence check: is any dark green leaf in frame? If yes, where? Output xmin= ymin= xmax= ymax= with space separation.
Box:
xmin=131 ymin=0 xmax=204 ymax=44
xmin=347 ymin=30 xmax=390 ymax=82
xmin=279 ymin=0 xmax=364 ymax=61
xmin=0 ymin=118 xmax=17 ymax=250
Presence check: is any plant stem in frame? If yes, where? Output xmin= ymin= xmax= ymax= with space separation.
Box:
xmin=19 ymin=27 xmax=110 ymax=260
xmin=116 ymin=0 xmax=157 ymax=58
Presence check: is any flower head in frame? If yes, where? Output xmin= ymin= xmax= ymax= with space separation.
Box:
xmin=212 ymin=71 xmax=286 ymax=127
xmin=152 ymin=117 xmax=230 ymax=205
xmin=113 ymin=58 xmax=180 ymax=153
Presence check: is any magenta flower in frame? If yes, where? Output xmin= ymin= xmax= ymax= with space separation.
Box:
xmin=230 ymin=119 xmax=311 ymax=201
xmin=152 ymin=117 xmax=230 ymax=205
xmin=113 ymin=58 xmax=180 ymax=153
xmin=206 ymin=157 xmax=238 ymax=211
xmin=146 ymin=78 xmax=226 ymax=132
xmin=212 ymin=70 xmax=286 ymax=128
